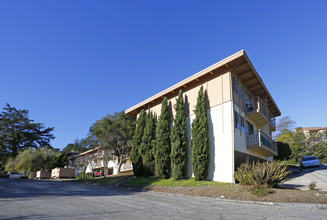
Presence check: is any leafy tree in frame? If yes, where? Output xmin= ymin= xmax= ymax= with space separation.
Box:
xmin=274 ymin=142 xmax=292 ymax=160
xmin=131 ymin=110 xmax=146 ymax=176
xmin=314 ymin=142 xmax=327 ymax=163
xmin=191 ymin=86 xmax=210 ymax=181
xmin=170 ymin=90 xmax=187 ymax=180
xmin=291 ymin=128 xmax=308 ymax=162
xmin=140 ymin=110 xmax=156 ymax=176
xmin=155 ymin=97 xmax=171 ymax=179
xmin=0 ymin=104 xmax=55 ymax=171
xmin=62 ymin=141 xmax=88 ymax=155
xmin=4 ymin=157 xmax=15 ymax=172
xmin=5 ymin=147 xmax=58 ymax=173
xmin=46 ymin=153 xmax=69 ymax=171
xmin=93 ymin=112 xmax=135 ymax=174
xmin=81 ymin=126 xmax=101 ymax=149
xmin=276 ymin=128 xmax=293 ymax=143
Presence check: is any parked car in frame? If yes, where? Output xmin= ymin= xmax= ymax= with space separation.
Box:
xmin=300 ymin=156 xmax=320 ymax=168
xmin=8 ymin=171 xmax=27 ymax=179
xmin=95 ymin=171 xmax=104 ymax=177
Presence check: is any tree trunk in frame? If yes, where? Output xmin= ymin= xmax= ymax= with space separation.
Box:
xmin=104 ymin=167 xmax=107 ymax=178
xmin=114 ymin=157 xmax=123 ymax=175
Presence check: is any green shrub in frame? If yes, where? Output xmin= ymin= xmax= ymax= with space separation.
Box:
xmin=131 ymin=109 xmax=146 ymax=177
xmin=155 ymin=97 xmax=171 ymax=179
xmin=76 ymin=173 xmax=92 ymax=179
xmin=308 ymin=181 xmax=316 ymax=190
xmin=191 ymin=86 xmax=210 ymax=181
xmin=234 ymin=161 xmax=290 ymax=192
xmin=171 ymin=90 xmax=187 ymax=180
xmin=251 ymin=187 xmax=273 ymax=197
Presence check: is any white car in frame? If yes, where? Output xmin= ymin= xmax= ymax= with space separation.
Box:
xmin=300 ymin=156 xmax=320 ymax=168
xmin=8 ymin=171 xmax=27 ymax=179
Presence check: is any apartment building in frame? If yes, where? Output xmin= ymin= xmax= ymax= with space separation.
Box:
xmin=301 ymin=127 xmax=327 ymax=142
xmin=125 ymin=50 xmax=281 ymax=183
xmin=71 ymin=148 xmax=132 ymax=177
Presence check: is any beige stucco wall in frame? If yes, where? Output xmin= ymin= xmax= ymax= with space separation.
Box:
xmin=144 ymin=70 xmax=232 ymax=120
xmin=137 ymin=71 xmax=234 ymax=183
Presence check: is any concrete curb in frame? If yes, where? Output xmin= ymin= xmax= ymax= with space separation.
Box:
xmin=143 ymin=190 xmax=327 ymax=210
xmin=219 ymin=197 xmax=327 ymax=209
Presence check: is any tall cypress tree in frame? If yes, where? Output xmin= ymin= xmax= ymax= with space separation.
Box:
xmin=155 ymin=97 xmax=171 ymax=179
xmin=170 ymin=90 xmax=187 ymax=180
xmin=140 ymin=110 xmax=156 ymax=176
xmin=191 ymin=86 xmax=210 ymax=181
xmin=131 ymin=109 xmax=146 ymax=176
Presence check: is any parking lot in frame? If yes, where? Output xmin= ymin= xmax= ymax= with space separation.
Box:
xmin=1 ymin=178 xmax=327 ymax=219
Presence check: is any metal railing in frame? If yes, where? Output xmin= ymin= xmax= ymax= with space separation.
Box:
xmin=245 ymin=96 xmax=276 ymax=130
xmin=246 ymin=129 xmax=277 ymax=153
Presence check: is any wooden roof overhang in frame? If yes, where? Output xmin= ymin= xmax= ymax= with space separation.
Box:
xmin=232 ymin=52 xmax=281 ymax=117
xmin=125 ymin=50 xmax=281 ymax=117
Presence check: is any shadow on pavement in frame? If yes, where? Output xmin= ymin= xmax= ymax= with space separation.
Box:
xmin=289 ymin=164 xmax=327 ymax=178
xmin=0 ymin=178 xmax=138 ymax=199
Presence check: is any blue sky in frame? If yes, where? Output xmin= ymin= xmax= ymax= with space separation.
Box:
xmin=1 ymin=1 xmax=326 ymax=149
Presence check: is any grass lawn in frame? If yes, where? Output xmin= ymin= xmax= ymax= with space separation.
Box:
xmin=74 ymin=171 xmax=133 ymax=185
xmin=124 ymin=176 xmax=230 ymax=187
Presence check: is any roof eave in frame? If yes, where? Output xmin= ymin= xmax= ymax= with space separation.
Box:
xmin=125 ymin=50 xmax=245 ymax=115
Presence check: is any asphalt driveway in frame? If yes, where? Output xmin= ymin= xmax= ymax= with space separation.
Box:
xmin=283 ymin=164 xmax=327 ymax=191
xmin=0 ymin=179 xmax=326 ymax=219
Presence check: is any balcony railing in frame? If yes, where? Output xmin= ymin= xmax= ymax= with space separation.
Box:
xmin=246 ymin=129 xmax=278 ymax=156
xmin=245 ymin=96 xmax=276 ymax=130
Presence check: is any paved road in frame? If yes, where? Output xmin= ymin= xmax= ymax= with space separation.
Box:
xmin=0 ymin=179 xmax=326 ymax=220
xmin=284 ymin=164 xmax=327 ymax=191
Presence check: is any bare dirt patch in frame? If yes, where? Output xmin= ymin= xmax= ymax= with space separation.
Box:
xmin=140 ymin=185 xmax=327 ymax=204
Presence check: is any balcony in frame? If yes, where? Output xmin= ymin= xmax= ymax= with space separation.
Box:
xmin=245 ymin=96 xmax=276 ymax=131
xmin=246 ymin=130 xmax=278 ymax=157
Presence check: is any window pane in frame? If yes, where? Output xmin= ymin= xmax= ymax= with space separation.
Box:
xmin=241 ymin=116 xmax=245 ymax=133
xmin=234 ymin=111 xmax=238 ymax=129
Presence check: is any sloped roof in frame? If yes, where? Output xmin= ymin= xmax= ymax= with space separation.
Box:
xmin=125 ymin=50 xmax=281 ymax=117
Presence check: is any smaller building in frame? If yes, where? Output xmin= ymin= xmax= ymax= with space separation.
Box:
xmin=301 ymin=127 xmax=327 ymax=141
xmin=29 ymin=171 xmax=36 ymax=179
xmin=71 ymin=148 xmax=132 ymax=177
xmin=36 ymin=170 xmax=50 ymax=179
xmin=51 ymin=167 xmax=76 ymax=179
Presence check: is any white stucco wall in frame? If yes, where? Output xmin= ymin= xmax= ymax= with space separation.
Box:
xmin=208 ymin=101 xmax=234 ymax=183
xmin=185 ymin=101 xmax=234 ymax=183
xmin=185 ymin=115 xmax=195 ymax=178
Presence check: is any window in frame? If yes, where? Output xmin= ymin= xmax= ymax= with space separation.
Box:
xmin=246 ymin=121 xmax=254 ymax=134
xmin=233 ymin=76 xmax=238 ymax=95
xmin=234 ymin=111 xmax=240 ymax=130
xmin=233 ymin=76 xmax=252 ymax=105
xmin=235 ymin=110 xmax=245 ymax=133
xmin=240 ymin=116 xmax=245 ymax=133
xmin=244 ymin=91 xmax=251 ymax=105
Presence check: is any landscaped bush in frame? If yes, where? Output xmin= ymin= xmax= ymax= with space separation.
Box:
xmin=234 ymin=161 xmax=290 ymax=193
xmin=308 ymin=181 xmax=316 ymax=190
xmin=76 ymin=173 xmax=92 ymax=179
